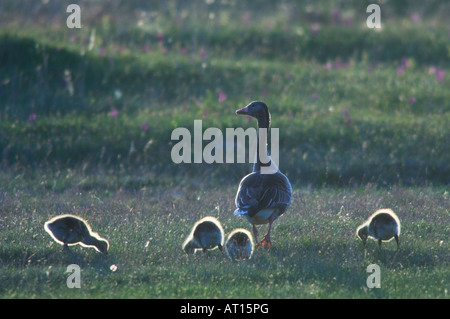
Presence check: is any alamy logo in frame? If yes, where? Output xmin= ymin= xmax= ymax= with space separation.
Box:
xmin=170 ymin=120 xmax=279 ymax=174
xmin=66 ymin=264 xmax=81 ymax=288
xmin=66 ymin=4 xmax=82 ymax=29
xmin=366 ymin=264 xmax=381 ymax=288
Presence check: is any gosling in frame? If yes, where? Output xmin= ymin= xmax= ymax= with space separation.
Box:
xmin=183 ymin=216 xmax=224 ymax=256
xmin=357 ymin=208 xmax=400 ymax=250
xmin=225 ymin=228 xmax=254 ymax=261
xmin=44 ymin=214 xmax=109 ymax=254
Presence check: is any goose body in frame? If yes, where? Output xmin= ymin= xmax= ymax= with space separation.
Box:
xmin=225 ymin=228 xmax=254 ymax=261
xmin=183 ymin=216 xmax=224 ymax=255
xmin=357 ymin=208 xmax=401 ymax=249
xmin=44 ymin=214 xmax=109 ymax=254
xmin=234 ymin=101 xmax=292 ymax=248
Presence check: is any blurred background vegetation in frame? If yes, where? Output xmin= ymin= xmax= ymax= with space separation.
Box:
xmin=0 ymin=0 xmax=449 ymax=189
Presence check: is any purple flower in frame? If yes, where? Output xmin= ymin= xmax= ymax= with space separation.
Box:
xmin=428 ymin=66 xmax=437 ymax=74
xmin=343 ymin=109 xmax=350 ymax=117
xmin=109 ymin=109 xmax=118 ymax=117
xmin=331 ymin=9 xmax=341 ymax=25
xmin=28 ymin=113 xmax=36 ymax=122
xmin=310 ymin=24 xmax=320 ymax=36
xmin=401 ymin=57 xmax=410 ymax=69
xmin=218 ymin=92 xmax=227 ymax=103
xmin=156 ymin=33 xmax=164 ymax=42
xmin=199 ymin=48 xmax=207 ymax=59
xmin=396 ymin=66 xmax=405 ymax=76
xmin=436 ymin=69 xmax=445 ymax=82
xmin=141 ymin=123 xmax=149 ymax=132
xmin=333 ymin=61 xmax=342 ymax=69
xmin=408 ymin=97 xmax=416 ymax=105
xmin=142 ymin=44 xmax=150 ymax=53
xmin=344 ymin=16 xmax=354 ymax=26
xmin=411 ymin=13 xmax=420 ymax=23
xmin=241 ymin=13 xmax=251 ymax=25
xmin=312 ymin=93 xmax=318 ymax=100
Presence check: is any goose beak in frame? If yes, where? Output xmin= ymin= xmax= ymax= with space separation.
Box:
xmin=236 ymin=105 xmax=249 ymax=115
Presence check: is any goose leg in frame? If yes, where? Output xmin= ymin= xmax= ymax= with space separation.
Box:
xmin=260 ymin=214 xmax=275 ymax=249
xmin=394 ymin=235 xmax=399 ymax=250
xmin=252 ymin=224 xmax=260 ymax=247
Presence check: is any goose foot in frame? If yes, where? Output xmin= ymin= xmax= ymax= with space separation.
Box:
xmin=259 ymin=236 xmax=272 ymax=249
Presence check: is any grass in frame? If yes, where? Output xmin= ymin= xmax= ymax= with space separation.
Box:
xmin=0 ymin=0 xmax=449 ymax=299
xmin=0 ymin=180 xmax=448 ymax=298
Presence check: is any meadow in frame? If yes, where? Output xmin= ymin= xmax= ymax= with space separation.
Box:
xmin=0 ymin=0 xmax=449 ymax=299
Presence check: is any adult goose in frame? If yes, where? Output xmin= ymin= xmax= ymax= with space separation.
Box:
xmin=182 ymin=216 xmax=224 ymax=256
xmin=44 ymin=214 xmax=109 ymax=254
xmin=357 ymin=208 xmax=401 ymax=250
xmin=225 ymin=228 xmax=254 ymax=261
xmin=234 ymin=101 xmax=292 ymax=248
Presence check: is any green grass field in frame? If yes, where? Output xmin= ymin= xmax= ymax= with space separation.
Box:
xmin=0 ymin=0 xmax=449 ymax=299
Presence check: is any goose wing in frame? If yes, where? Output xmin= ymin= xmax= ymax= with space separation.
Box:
xmin=234 ymin=171 xmax=292 ymax=217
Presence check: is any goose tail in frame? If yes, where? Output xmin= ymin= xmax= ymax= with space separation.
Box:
xmin=234 ymin=208 xmax=248 ymax=216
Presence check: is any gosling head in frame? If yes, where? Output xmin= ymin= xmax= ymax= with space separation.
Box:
xmin=94 ymin=237 xmax=110 ymax=254
xmin=356 ymin=224 xmax=369 ymax=247
xmin=182 ymin=238 xmax=197 ymax=255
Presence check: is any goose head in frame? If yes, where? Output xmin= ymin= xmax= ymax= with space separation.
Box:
xmin=236 ymin=101 xmax=271 ymax=127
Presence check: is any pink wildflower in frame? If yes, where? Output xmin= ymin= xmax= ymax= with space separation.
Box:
xmin=411 ymin=13 xmax=420 ymax=23
xmin=218 ymin=92 xmax=227 ymax=103
xmin=199 ymin=48 xmax=207 ymax=59
xmin=142 ymin=44 xmax=150 ymax=53
xmin=110 ymin=109 xmax=118 ymax=117
xmin=141 ymin=123 xmax=149 ymax=132
xmin=401 ymin=57 xmax=410 ymax=69
xmin=310 ymin=24 xmax=320 ymax=36
xmin=436 ymin=69 xmax=445 ymax=82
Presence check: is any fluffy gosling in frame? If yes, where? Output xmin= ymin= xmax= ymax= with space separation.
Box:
xmin=183 ymin=216 xmax=224 ymax=256
xmin=44 ymin=214 xmax=109 ymax=254
xmin=357 ymin=208 xmax=401 ymax=250
xmin=225 ymin=228 xmax=254 ymax=261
